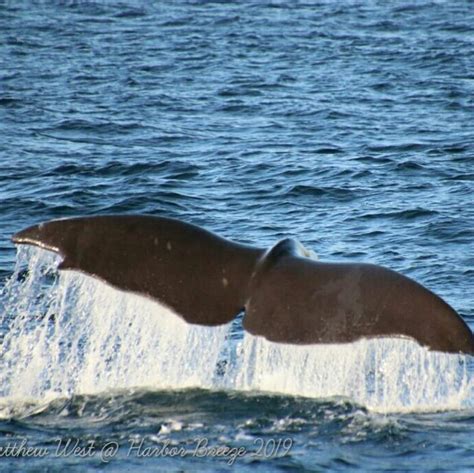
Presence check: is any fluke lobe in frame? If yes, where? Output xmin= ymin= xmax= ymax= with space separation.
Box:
xmin=12 ymin=215 xmax=474 ymax=355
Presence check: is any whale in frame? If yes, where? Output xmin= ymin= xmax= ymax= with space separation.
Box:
xmin=12 ymin=215 xmax=474 ymax=355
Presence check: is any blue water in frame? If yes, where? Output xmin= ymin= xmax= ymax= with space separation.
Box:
xmin=1 ymin=1 xmax=474 ymax=471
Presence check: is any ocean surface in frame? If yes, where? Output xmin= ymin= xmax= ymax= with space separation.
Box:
xmin=1 ymin=1 xmax=474 ymax=471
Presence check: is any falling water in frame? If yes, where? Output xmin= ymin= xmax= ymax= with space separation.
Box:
xmin=0 ymin=247 xmax=472 ymax=415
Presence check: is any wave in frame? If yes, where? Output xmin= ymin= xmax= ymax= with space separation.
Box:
xmin=360 ymin=208 xmax=439 ymax=221
xmin=285 ymin=185 xmax=357 ymax=201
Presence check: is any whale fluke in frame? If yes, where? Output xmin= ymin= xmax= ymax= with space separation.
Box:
xmin=244 ymin=239 xmax=474 ymax=354
xmin=12 ymin=216 xmax=262 ymax=326
xmin=12 ymin=215 xmax=474 ymax=355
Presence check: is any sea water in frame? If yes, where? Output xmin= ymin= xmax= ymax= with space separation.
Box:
xmin=1 ymin=1 xmax=473 ymax=470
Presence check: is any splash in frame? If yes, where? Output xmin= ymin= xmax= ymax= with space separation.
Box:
xmin=228 ymin=335 xmax=472 ymax=413
xmin=0 ymin=247 xmax=472 ymax=414
xmin=0 ymin=247 xmax=227 ymax=399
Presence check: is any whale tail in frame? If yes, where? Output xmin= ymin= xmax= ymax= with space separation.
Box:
xmin=12 ymin=216 xmax=474 ymax=355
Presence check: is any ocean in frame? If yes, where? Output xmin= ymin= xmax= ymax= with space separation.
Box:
xmin=0 ymin=1 xmax=474 ymax=471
